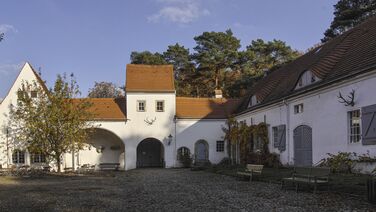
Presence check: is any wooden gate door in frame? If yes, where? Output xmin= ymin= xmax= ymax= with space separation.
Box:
xmin=294 ymin=125 xmax=312 ymax=167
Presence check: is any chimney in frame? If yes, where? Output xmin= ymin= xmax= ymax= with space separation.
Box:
xmin=214 ymin=89 xmax=223 ymax=98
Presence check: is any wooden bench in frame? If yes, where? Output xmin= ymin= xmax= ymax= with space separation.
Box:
xmin=281 ymin=167 xmax=330 ymax=193
xmin=237 ymin=164 xmax=264 ymax=181
xmin=98 ymin=163 xmax=120 ymax=171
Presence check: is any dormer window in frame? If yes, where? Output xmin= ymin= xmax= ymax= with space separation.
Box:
xmin=295 ymin=70 xmax=321 ymax=90
xmin=248 ymin=95 xmax=259 ymax=108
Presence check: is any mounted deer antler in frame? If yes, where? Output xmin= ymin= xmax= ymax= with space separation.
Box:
xmin=337 ymin=89 xmax=355 ymax=107
xmin=144 ymin=117 xmax=157 ymax=125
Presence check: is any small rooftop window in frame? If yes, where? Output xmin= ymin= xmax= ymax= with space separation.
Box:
xmin=248 ymin=95 xmax=259 ymax=108
xmin=295 ymin=70 xmax=321 ymax=90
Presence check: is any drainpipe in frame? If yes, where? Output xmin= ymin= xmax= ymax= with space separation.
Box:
xmin=173 ymin=115 xmax=177 ymax=167
xmin=283 ymin=99 xmax=291 ymax=165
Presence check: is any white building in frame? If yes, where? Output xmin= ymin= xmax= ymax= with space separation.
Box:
xmin=0 ymin=63 xmax=237 ymax=171
xmin=1 ymin=17 xmax=376 ymax=171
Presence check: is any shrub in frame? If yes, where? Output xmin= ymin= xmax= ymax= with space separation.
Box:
xmin=178 ymin=152 xmax=193 ymax=168
xmin=247 ymin=152 xmax=282 ymax=168
xmin=320 ymin=152 xmax=355 ymax=173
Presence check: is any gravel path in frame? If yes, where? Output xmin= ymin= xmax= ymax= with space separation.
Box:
xmin=0 ymin=168 xmax=374 ymax=211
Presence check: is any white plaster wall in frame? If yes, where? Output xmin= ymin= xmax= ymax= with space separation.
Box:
xmin=123 ymin=92 xmax=176 ymax=170
xmin=175 ymin=119 xmax=227 ymax=165
xmin=0 ymin=63 xmax=41 ymax=168
xmin=236 ymin=71 xmax=376 ymax=166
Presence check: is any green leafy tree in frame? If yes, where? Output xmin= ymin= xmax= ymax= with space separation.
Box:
xmin=193 ymin=29 xmax=241 ymax=95
xmin=9 ymin=74 xmax=96 ymax=172
xmin=130 ymin=51 xmax=167 ymax=65
xmin=322 ymin=0 xmax=376 ymax=42
xmin=229 ymin=39 xmax=300 ymax=97
xmin=163 ymin=43 xmax=195 ymax=96
xmin=88 ymin=81 xmax=124 ymax=98
xmin=245 ymin=39 xmax=301 ymax=76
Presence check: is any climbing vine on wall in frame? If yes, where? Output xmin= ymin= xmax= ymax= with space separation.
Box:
xmin=222 ymin=118 xmax=270 ymax=164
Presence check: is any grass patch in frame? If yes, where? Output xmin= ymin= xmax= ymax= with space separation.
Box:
xmin=205 ymin=165 xmax=371 ymax=196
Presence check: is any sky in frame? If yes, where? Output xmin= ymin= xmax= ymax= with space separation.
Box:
xmin=0 ymin=0 xmax=338 ymax=98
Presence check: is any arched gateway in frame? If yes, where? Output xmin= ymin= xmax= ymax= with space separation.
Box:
xmin=137 ymin=138 xmax=165 ymax=168
xmin=79 ymin=128 xmax=125 ymax=169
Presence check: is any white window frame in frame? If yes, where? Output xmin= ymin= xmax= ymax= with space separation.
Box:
xmin=31 ymin=153 xmax=46 ymax=163
xmin=294 ymin=104 xmax=304 ymax=114
xmin=12 ymin=150 xmax=25 ymax=164
xmin=248 ymin=95 xmax=259 ymax=108
xmin=295 ymin=70 xmax=321 ymax=90
xmin=348 ymin=109 xmax=361 ymax=144
xmin=137 ymin=100 xmax=146 ymax=112
xmin=156 ymin=100 xmax=165 ymax=112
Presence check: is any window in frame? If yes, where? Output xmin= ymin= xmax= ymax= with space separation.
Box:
xmin=295 ymin=70 xmax=321 ymax=90
xmin=12 ymin=150 xmax=25 ymax=164
xmin=248 ymin=95 xmax=259 ymax=108
xmin=253 ymin=137 xmax=263 ymax=153
xmin=294 ymin=104 xmax=304 ymax=114
xmin=349 ymin=110 xmax=361 ymax=143
xmin=137 ymin=100 xmax=146 ymax=112
xmin=31 ymin=153 xmax=46 ymax=163
xmin=216 ymin=140 xmax=224 ymax=152
xmin=156 ymin=100 xmax=164 ymax=112
xmin=177 ymin=147 xmax=190 ymax=160
xmin=272 ymin=125 xmax=286 ymax=151
xmin=30 ymin=91 xmax=38 ymax=98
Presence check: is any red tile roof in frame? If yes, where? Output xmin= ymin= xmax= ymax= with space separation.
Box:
xmin=176 ymin=97 xmax=241 ymax=119
xmin=126 ymin=64 xmax=175 ymax=92
xmin=237 ymin=16 xmax=376 ymax=114
xmin=72 ymin=98 xmax=126 ymax=121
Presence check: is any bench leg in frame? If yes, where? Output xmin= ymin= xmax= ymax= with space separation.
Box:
xmin=295 ymin=183 xmax=298 ymax=193
xmin=313 ymin=184 xmax=317 ymax=194
xmin=249 ymin=173 xmax=253 ymax=182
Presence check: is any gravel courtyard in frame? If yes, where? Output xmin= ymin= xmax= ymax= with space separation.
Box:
xmin=0 ymin=168 xmax=374 ymax=211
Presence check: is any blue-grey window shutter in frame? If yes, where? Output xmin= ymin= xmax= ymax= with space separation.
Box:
xmin=278 ymin=125 xmax=286 ymax=151
xmin=361 ymin=104 xmax=376 ymax=145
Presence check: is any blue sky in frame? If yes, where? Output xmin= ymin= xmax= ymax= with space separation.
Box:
xmin=0 ymin=0 xmax=337 ymax=98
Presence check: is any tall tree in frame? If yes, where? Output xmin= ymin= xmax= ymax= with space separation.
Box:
xmin=130 ymin=51 xmax=167 ymax=65
xmin=244 ymin=39 xmax=301 ymax=76
xmin=9 ymin=74 xmax=96 ymax=172
xmin=322 ymin=0 xmax=376 ymax=42
xmin=163 ymin=43 xmax=195 ymax=96
xmin=229 ymin=39 xmax=300 ymax=97
xmin=88 ymin=81 xmax=124 ymax=98
xmin=193 ymin=29 xmax=241 ymax=95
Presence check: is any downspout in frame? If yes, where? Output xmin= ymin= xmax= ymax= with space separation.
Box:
xmin=174 ymin=115 xmax=177 ymax=167
xmin=283 ymin=99 xmax=291 ymax=165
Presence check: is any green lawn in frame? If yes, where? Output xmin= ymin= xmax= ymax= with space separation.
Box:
xmin=206 ymin=166 xmax=371 ymax=196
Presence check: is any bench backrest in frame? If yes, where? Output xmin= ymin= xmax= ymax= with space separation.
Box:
xmin=311 ymin=167 xmax=330 ymax=177
xmin=246 ymin=164 xmax=264 ymax=172
xmin=294 ymin=167 xmax=330 ymax=177
xmin=294 ymin=167 xmax=312 ymax=175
